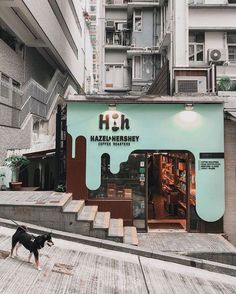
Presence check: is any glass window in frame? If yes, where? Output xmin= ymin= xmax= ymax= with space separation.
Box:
xmin=228 ymin=46 xmax=236 ymax=62
xmin=134 ymin=9 xmax=142 ymax=32
xmin=228 ymin=33 xmax=236 ymax=62
xmin=12 ymin=79 xmax=20 ymax=89
xmin=1 ymin=73 xmax=10 ymax=83
xmin=106 ymin=32 xmax=113 ymax=44
xmin=88 ymin=153 xmax=146 ymax=227
xmin=133 ymin=56 xmax=142 ymax=79
xmin=189 ymin=32 xmax=204 ymax=63
xmin=90 ymin=5 xmax=96 ymax=12
xmin=90 ymin=25 xmax=96 ymax=32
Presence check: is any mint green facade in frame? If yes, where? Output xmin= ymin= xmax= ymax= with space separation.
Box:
xmin=67 ymin=102 xmax=224 ymax=222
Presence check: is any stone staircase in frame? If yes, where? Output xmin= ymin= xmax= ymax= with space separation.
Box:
xmin=0 ymin=192 xmax=138 ymax=246
xmin=62 ymin=199 xmax=138 ymax=246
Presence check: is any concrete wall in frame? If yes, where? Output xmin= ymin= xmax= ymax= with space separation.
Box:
xmin=0 ymin=39 xmax=54 ymax=87
xmin=173 ymin=0 xmax=189 ymax=67
xmin=189 ymin=8 xmax=236 ymax=29
xmin=84 ymin=24 xmax=95 ymax=94
xmin=105 ymin=50 xmax=127 ymax=63
xmin=22 ymin=0 xmax=86 ymax=87
xmin=0 ymin=39 xmax=24 ymax=83
xmin=105 ymin=10 xmax=127 ymax=20
xmin=205 ymin=32 xmax=225 ymax=53
xmin=24 ymin=47 xmax=55 ymax=89
xmin=56 ymin=0 xmax=81 ymax=47
xmin=224 ymin=119 xmax=236 ymax=247
xmin=133 ymin=8 xmax=154 ymax=48
xmin=204 ymin=0 xmax=227 ymax=3
xmin=0 ymin=119 xmax=32 ymax=165
xmin=218 ymin=66 xmax=236 ymax=80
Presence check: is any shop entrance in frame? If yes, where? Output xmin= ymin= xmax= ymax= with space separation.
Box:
xmin=88 ymin=150 xmax=200 ymax=232
xmin=146 ymin=151 xmax=199 ymax=232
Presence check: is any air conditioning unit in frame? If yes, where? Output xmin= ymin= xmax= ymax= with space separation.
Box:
xmin=106 ymin=21 xmax=115 ymax=29
xmin=117 ymin=23 xmax=127 ymax=31
xmin=208 ymin=48 xmax=227 ymax=63
xmin=175 ymin=76 xmax=206 ymax=93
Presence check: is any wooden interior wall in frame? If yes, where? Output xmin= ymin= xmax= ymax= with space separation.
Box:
xmin=86 ymin=199 xmax=133 ymax=226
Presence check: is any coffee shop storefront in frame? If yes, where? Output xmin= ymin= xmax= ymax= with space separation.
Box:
xmin=66 ymin=98 xmax=225 ymax=233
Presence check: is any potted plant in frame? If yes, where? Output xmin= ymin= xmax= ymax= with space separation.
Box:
xmin=4 ymin=155 xmax=30 ymax=190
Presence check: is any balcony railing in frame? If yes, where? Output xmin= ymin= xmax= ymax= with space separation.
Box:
xmin=106 ymin=0 xmax=130 ymax=4
xmin=106 ymin=31 xmax=131 ymax=46
xmin=0 ymin=69 xmax=73 ymax=128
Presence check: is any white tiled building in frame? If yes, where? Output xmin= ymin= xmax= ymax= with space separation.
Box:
xmin=0 ymin=0 xmax=94 ymax=188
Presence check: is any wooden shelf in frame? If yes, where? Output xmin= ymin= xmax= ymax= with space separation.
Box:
xmin=178 ymin=200 xmax=187 ymax=210
xmin=163 ymin=176 xmax=174 ymax=184
xmin=177 ymin=178 xmax=186 ymax=184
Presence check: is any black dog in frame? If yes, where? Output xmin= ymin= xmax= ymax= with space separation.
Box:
xmin=10 ymin=226 xmax=54 ymax=270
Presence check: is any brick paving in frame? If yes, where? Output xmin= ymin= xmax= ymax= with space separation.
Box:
xmin=138 ymin=232 xmax=236 ymax=253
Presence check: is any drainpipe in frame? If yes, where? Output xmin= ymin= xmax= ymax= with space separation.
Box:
xmin=84 ymin=15 xmax=86 ymax=93
xmin=153 ymin=6 xmax=156 ymax=79
xmin=212 ymin=63 xmax=216 ymax=93
xmin=55 ymin=104 xmax=61 ymax=189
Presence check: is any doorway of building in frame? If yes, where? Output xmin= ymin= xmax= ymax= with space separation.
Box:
xmin=146 ymin=151 xmax=199 ymax=232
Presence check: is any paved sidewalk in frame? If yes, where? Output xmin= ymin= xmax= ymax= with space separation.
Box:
xmin=1 ymin=226 xmax=236 ymax=294
xmin=138 ymin=232 xmax=236 ymax=253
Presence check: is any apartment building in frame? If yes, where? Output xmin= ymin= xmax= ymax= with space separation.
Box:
xmin=100 ymin=0 xmax=236 ymax=94
xmin=99 ymin=0 xmax=162 ymax=93
xmin=156 ymin=0 xmax=236 ymax=94
xmin=0 ymin=0 xmax=94 ymax=189
xmin=87 ymin=0 xmax=100 ymax=93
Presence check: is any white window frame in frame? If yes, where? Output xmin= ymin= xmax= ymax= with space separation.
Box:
xmin=132 ymin=55 xmax=142 ymax=80
xmin=188 ymin=0 xmax=204 ymax=4
xmin=227 ymin=33 xmax=236 ymax=63
xmin=189 ymin=43 xmax=204 ymax=63
xmin=189 ymin=32 xmax=205 ymax=64
xmin=133 ymin=9 xmax=142 ymax=32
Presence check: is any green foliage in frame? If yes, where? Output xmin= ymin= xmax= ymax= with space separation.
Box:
xmin=218 ymin=77 xmax=232 ymax=91
xmin=218 ymin=77 xmax=236 ymax=91
xmin=55 ymin=184 xmax=66 ymax=192
xmin=4 ymin=155 xmax=30 ymax=170
xmin=230 ymin=82 xmax=236 ymax=91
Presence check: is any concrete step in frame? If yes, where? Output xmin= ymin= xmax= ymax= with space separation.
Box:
xmin=93 ymin=211 xmax=110 ymax=229
xmin=124 ymin=226 xmax=139 ymax=246
xmin=89 ymin=212 xmax=111 ymax=239
xmin=107 ymin=218 xmax=124 ymax=242
xmin=63 ymin=200 xmax=85 ymax=213
xmin=77 ymin=205 xmax=98 ymax=222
